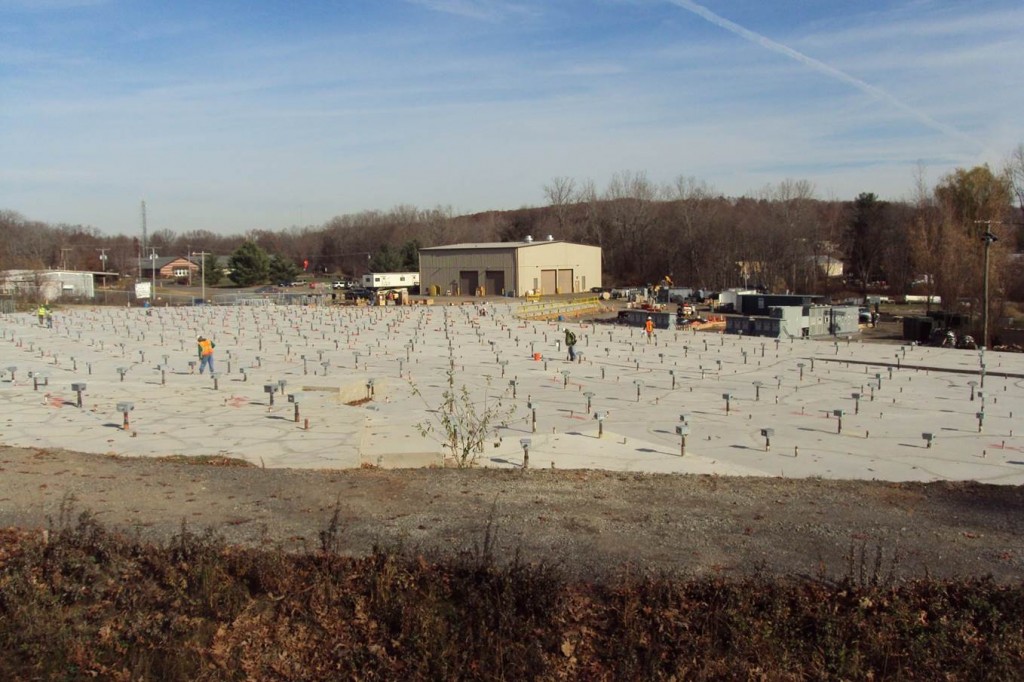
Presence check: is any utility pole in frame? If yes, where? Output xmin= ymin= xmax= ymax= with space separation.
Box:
xmin=975 ymin=221 xmax=1000 ymax=349
xmin=140 ymin=201 xmax=148 ymax=259
xmin=148 ymin=247 xmax=158 ymax=303
xmin=192 ymin=251 xmax=210 ymax=304
xmin=97 ymin=249 xmax=108 ymax=289
xmin=138 ymin=200 xmax=147 ymax=279
xmin=60 ymin=247 xmax=72 ymax=271
xmin=97 ymin=248 xmax=109 ymax=301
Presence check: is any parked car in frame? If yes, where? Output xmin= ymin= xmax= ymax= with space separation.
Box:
xmin=332 ymin=281 xmax=348 ymax=289
xmin=344 ymin=287 xmax=373 ymax=301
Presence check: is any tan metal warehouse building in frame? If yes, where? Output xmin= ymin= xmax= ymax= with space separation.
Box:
xmin=419 ymin=237 xmax=602 ymax=297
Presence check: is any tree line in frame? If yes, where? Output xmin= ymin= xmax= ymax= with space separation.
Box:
xmin=2 ymin=145 xmax=1023 ymax=311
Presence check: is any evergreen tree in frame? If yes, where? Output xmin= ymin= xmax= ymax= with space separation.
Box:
xmin=227 ymin=241 xmax=270 ymax=286
xmin=369 ymin=244 xmax=403 ymax=272
xmin=268 ymin=254 xmax=301 ymax=284
xmin=400 ymin=239 xmax=421 ymax=270
xmin=202 ymin=254 xmax=222 ymax=286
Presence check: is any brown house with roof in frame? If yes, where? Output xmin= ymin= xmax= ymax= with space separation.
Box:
xmin=140 ymin=256 xmax=200 ymax=281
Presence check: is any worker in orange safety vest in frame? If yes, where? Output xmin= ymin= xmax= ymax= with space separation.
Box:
xmin=197 ymin=335 xmax=216 ymax=375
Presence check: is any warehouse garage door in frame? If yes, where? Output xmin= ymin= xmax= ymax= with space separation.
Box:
xmin=459 ymin=270 xmax=479 ymax=296
xmin=540 ymin=269 xmax=557 ymax=295
xmin=483 ymin=270 xmax=505 ymax=296
xmin=557 ymin=269 xmax=573 ymax=294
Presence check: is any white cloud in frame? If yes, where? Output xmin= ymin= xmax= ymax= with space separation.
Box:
xmin=0 ymin=0 xmax=108 ymax=8
xmin=665 ymin=0 xmax=986 ymax=153
xmin=798 ymin=7 xmax=1024 ymax=49
xmin=404 ymin=0 xmax=539 ymax=21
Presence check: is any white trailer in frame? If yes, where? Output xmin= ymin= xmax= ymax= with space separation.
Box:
xmin=362 ymin=272 xmax=420 ymax=291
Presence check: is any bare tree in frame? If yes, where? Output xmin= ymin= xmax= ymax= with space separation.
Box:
xmin=1005 ymin=143 xmax=1024 ymax=248
xmin=543 ymin=176 xmax=577 ymax=235
xmin=423 ymin=205 xmax=454 ymax=246
xmin=601 ymin=171 xmax=659 ymax=282
xmin=664 ymin=176 xmax=718 ymax=285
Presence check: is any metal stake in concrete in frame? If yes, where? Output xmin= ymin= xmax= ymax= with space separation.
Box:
xmin=752 ymin=380 xmax=763 ymax=401
xmin=722 ymin=392 xmax=733 ymax=415
xmin=676 ymin=423 xmax=690 ymax=456
xmin=922 ymin=432 xmax=934 ymax=448
xmin=32 ymin=371 xmax=49 ymax=391
xmin=264 ymin=383 xmax=276 ymax=407
xmin=116 ymin=401 xmax=134 ymax=430
xmin=71 ymin=382 xmax=86 ymax=408
xmin=288 ymin=393 xmax=303 ymax=422
xmin=851 ymin=392 xmax=861 ymax=414
xmin=833 ymin=409 xmax=845 ymax=434
xmin=520 ymin=438 xmax=530 ymax=469
xmin=116 ymin=367 xmax=128 ymax=382
xmin=761 ymin=427 xmax=774 ymax=451
xmin=594 ymin=411 xmax=606 ymax=438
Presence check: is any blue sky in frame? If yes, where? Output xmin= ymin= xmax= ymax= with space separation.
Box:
xmin=1 ymin=0 xmax=1021 ymax=235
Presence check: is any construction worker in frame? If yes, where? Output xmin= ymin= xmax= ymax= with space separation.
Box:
xmin=564 ymin=328 xmax=577 ymax=361
xmin=644 ymin=316 xmax=654 ymax=342
xmin=37 ymin=304 xmax=46 ymax=325
xmin=196 ymin=335 xmax=216 ymax=375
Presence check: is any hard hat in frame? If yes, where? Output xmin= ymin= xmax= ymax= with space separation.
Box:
xmin=197 ymin=335 xmax=203 ymax=340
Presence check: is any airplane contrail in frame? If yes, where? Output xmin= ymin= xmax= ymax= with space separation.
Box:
xmin=667 ymin=0 xmax=984 ymax=152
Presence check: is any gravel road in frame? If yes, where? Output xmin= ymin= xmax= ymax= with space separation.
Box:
xmin=1 ymin=445 xmax=1021 ymax=582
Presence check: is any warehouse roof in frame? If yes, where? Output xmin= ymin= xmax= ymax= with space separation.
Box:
xmin=421 ymin=238 xmax=569 ymax=251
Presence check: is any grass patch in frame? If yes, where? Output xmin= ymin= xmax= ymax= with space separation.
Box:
xmin=1 ymin=512 xmax=1022 ymax=680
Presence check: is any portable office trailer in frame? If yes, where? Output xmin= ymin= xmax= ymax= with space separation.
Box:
xmin=725 ymin=304 xmax=857 ymax=338
xmin=0 ymin=270 xmax=96 ymax=301
xmin=361 ymin=272 xmax=420 ymax=290
xmin=738 ymin=293 xmax=820 ymax=315
xmin=418 ymin=238 xmax=601 ymax=297
xmin=807 ymin=305 xmax=859 ymax=336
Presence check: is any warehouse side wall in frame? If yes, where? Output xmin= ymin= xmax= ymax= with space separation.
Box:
xmin=516 ymin=243 xmax=602 ymax=296
xmin=419 ymin=249 xmax=516 ymax=297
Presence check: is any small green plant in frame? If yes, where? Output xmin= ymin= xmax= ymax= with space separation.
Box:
xmin=412 ymin=368 xmax=518 ymax=468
